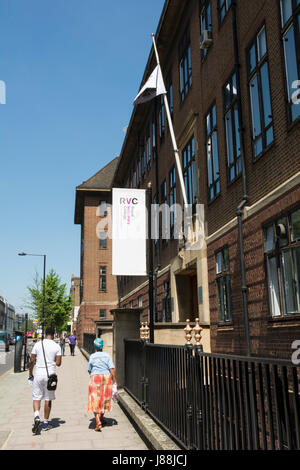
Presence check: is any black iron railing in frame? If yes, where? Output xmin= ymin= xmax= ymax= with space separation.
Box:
xmin=83 ymin=333 xmax=96 ymax=355
xmin=124 ymin=340 xmax=300 ymax=450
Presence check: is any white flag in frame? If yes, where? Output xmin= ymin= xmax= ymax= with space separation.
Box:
xmin=134 ymin=65 xmax=166 ymax=106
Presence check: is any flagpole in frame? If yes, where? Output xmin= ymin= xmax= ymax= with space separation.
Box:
xmin=152 ymin=34 xmax=188 ymax=207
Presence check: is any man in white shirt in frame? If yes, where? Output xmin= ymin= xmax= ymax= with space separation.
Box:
xmin=29 ymin=327 xmax=62 ymax=434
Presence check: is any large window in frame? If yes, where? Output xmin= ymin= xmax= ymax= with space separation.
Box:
xmin=200 ymin=1 xmax=212 ymax=60
xmin=206 ymin=104 xmax=220 ymax=201
xmin=218 ymin=0 xmax=232 ymax=23
xmin=280 ymin=0 xmax=300 ymax=122
xmin=264 ymin=207 xmax=300 ymax=317
xmin=162 ymin=280 xmax=172 ymax=322
xmin=146 ymin=125 xmax=151 ymax=171
xmin=161 ymin=179 xmax=169 ymax=243
xmin=182 ymin=136 xmax=197 ymax=205
xmin=152 ymin=112 xmax=157 ymax=160
xmin=179 ymin=25 xmax=192 ymax=102
xmin=224 ymin=72 xmax=242 ymax=182
xmin=99 ymin=266 xmax=107 ymax=292
xmin=216 ymin=248 xmax=232 ymax=323
xmin=159 ymin=95 xmax=165 ymax=140
xmin=169 ymin=166 xmax=177 ymax=239
xmin=166 ymin=72 xmax=174 ymax=116
xmin=248 ymin=26 xmax=274 ymax=159
xmin=99 ymin=232 xmax=107 ymax=249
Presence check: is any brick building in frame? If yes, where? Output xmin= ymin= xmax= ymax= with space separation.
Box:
xmin=111 ymin=0 xmax=300 ymax=358
xmin=74 ymin=158 xmax=119 ymax=348
xmin=69 ymin=274 xmax=80 ymax=333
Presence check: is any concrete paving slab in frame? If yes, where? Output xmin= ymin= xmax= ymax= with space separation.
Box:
xmin=0 ymin=348 xmax=149 ymax=450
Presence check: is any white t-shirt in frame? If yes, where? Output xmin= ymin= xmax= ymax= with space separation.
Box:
xmin=31 ymin=339 xmax=61 ymax=375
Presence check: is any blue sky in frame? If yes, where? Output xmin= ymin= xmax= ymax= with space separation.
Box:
xmin=0 ymin=0 xmax=164 ymax=313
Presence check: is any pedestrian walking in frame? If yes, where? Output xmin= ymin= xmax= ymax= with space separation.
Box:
xmin=28 ymin=327 xmax=62 ymax=434
xmin=59 ymin=332 xmax=66 ymax=356
xmin=68 ymin=332 xmax=77 ymax=356
xmin=87 ymin=338 xmax=117 ymax=431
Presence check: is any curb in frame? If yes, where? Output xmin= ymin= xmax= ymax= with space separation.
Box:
xmin=79 ymin=347 xmax=180 ymax=451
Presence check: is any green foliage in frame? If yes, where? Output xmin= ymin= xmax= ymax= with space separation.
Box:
xmin=27 ymin=269 xmax=72 ymax=332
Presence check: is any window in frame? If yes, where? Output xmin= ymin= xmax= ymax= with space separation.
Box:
xmin=162 ymin=280 xmax=172 ymax=322
xmin=99 ymin=266 xmax=107 ymax=292
xmin=161 ymin=179 xmax=169 ymax=243
xmin=224 ymin=72 xmax=242 ymax=182
xmin=141 ymin=146 xmax=146 ymax=178
xmin=248 ymin=26 xmax=274 ymax=159
xmin=183 ymin=136 xmax=197 ymax=205
xmin=137 ymin=159 xmax=141 ymax=187
xmin=200 ymin=1 xmax=212 ymax=59
xmin=99 ymin=232 xmax=107 ymax=249
xmin=169 ymin=166 xmax=177 ymax=239
xmin=99 ymin=309 xmax=106 ymax=319
xmin=159 ymin=95 xmax=165 ymax=139
xmin=153 ymin=193 xmax=159 ymax=247
xmin=146 ymin=125 xmax=151 ymax=171
xmin=179 ymin=25 xmax=192 ymax=102
xmin=206 ymin=104 xmax=220 ymax=201
xmin=216 ymin=248 xmax=232 ymax=322
xmin=264 ymin=207 xmax=300 ymax=317
xmin=280 ymin=0 xmax=300 ymax=122
xmin=166 ymin=72 xmax=174 ymax=116
xmin=218 ymin=0 xmax=232 ymax=23
xmin=99 ymin=201 xmax=107 ymax=217
xmin=138 ymin=296 xmax=143 ymax=308
xmin=152 ymin=112 xmax=157 ymax=160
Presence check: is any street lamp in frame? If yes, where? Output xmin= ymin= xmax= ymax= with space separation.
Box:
xmin=18 ymin=252 xmax=46 ymax=339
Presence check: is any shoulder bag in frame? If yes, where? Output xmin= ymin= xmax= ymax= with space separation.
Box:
xmin=41 ymin=340 xmax=58 ymax=391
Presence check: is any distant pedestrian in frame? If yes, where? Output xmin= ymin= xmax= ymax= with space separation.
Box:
xmin=59 ymin=332 xmax=66 ymax=356
xmin=28 ymin=327 xmax=62 ymax=434
xmin=68 ymin=332 xmax=77 ymax=356
xmin=87 ymin=338 xmax=117 ymax=431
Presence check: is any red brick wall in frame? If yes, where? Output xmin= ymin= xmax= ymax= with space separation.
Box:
xmin=208 ymin=186 xmax=300 ymax=359
xmin=76 ymin=192 xmax=118 ymax=346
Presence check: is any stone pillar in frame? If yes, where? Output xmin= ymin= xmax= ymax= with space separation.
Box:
xmin=111 ymin=308 xmax=142 ymax=388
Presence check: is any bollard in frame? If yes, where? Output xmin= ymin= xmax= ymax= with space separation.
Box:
xmin=14 ymin=336 xmax=23 ymax=373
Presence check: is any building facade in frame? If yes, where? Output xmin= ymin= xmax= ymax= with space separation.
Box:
xmin=69 ymin=274 xmax=80 ymax=333
xmin=74 ymin=158 xmax=119 ymax=347
xmin=112 ymin=0 xmax=300 ymax=358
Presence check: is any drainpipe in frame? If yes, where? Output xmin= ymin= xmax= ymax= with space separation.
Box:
xmin=232 ymin=2 xmax=251 ymax=357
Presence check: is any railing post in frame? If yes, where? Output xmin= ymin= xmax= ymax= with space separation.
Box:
xmin=184 ymin=319 xmax=195 ymax=449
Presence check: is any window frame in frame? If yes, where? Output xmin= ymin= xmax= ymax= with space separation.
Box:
xmin=182 ymin=136 xmax=197 ymax=206
xmin=206 ymin=103 xmax=221 ymax=202
xmin=218 ymin=0 xmax=232 ymax=24
xmin=223 ymin=71 xmax=242 ymax=183
xmin=179 ymin=24 xmax=192 ymax=102
xmin=215 ymin=247 xmax=232 ymax=323
xmin=99 ymin=265 xmax=107 ymax=292
xmin=264 ymin=207 xmax=300 ymax=318
xmin=247 ymin=24 xmax=274 ymax=160
xmin=169 ymin=166 xmax=177 ymax=239
xmin=200 ymin=0 xmax=213 ymax=60
xmin=279 ymin=0 xmax=300 ymax=124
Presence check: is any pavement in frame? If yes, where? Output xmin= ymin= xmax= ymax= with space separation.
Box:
xmin=0 ymin=347 xmax=149 ymax=450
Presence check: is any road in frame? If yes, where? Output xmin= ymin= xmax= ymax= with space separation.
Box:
xmin=0 ymin=339 xmax=34 ymax=378
xmin=0 ymin=348 xmax=14 ymax=377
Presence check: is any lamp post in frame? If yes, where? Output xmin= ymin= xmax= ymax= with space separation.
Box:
xmin=18 ymin=252 xmax=46 ymax=340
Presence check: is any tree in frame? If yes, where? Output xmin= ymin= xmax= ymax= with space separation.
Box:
xmin=27 ymin=269 xmax=72 ymax=332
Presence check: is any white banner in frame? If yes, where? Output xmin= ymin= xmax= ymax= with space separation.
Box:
xmin=112 ymin=188 xmax=147 ymax=276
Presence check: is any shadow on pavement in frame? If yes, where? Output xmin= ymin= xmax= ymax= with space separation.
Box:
xmin=88 ymin=417 xmax=118 ymax=430
xmin=49 ymin=418 xmax=66 ymax=429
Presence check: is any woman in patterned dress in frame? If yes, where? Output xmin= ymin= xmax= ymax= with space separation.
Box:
xmin=87 ymin=338 xmax=117 ymax=431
